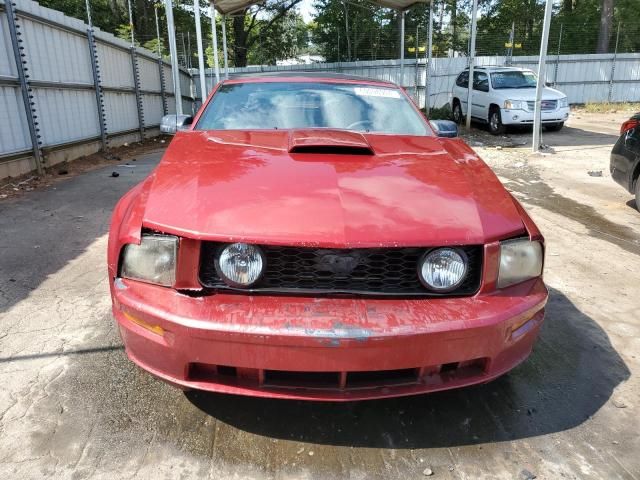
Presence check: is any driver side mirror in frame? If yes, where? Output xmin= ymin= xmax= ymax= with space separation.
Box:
xmin=430 ymin=120 xmax=458 ymax=138
xmin=160 ymin=114 xmax=193 ymax=135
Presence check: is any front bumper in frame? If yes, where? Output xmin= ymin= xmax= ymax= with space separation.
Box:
xmin=501 ymin=107 xmax=570 ymax=125
xmin=112 ymin=277 xmax=547 ymax=401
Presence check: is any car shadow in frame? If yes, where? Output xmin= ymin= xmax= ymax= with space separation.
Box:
xmin=186 ymin=287 xmax=629 ymax=449
xmin=463 ymin=121 xmax=619 ymax=150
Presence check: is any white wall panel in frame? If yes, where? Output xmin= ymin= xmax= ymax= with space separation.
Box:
xmin=103 ymin=91 xmax=139 ymax=133
xmin=0 ymin=85 xmax=31 ymax=154
xmin=19 ymin=17 xmax=93 ymax=84
xmin=32 ymin=88 xmax=99 ymax=145
xmin=138 ymin=56 xmax=161 ymax=92
xmin=142 ymin=94 xmax=163 ymax=126
xmin=0 ymin=12 xmax=17 ymax=77
xmin=97 ymin=43 xmax=135 ymax=89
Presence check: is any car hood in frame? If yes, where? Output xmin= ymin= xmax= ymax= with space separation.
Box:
xmin=139 ymin=130 xmax=525 ymax=247
xmin=495 ymin=86 xmax=566 ymax=101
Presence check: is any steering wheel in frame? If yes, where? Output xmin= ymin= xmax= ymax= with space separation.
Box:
xmin=346 ymin=120 xmax=375 ymax=131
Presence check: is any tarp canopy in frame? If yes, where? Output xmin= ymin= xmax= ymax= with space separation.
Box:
xmin=212 ymin=0 xmax=429 ymax=15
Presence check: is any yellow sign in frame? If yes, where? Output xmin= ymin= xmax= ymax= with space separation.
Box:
xmin=408 ymin=47 xmax=416 ymax=53
xmin=505 ymin=42 xmax=513 ymax=48
xmin=515 ymin=43 xmax=522 ymax=48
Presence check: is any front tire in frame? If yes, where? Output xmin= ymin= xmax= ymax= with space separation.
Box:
xmin=635 ymin=178 xmax=640 ymax=212
xmin=489 ymin=107 xmax=505 ymax=135
xmin=452 ymin=100 xmax=463 ymax=124
xmin=545 ymin=122 xmax=564 ymax=132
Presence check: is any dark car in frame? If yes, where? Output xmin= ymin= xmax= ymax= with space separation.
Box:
xmin=610 ymin=113 xmax=640 ymax=209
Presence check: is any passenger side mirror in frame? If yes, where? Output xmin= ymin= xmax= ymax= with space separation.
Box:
xmin=545 ymin=81 xmax=553 ymax=87
xmin=160 ymin=114 xmax=193 ymax=135
xmin=430 ymin=120 xmax=458 ymax=138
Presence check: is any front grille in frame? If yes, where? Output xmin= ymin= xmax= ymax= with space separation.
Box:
xmin=527 ymin=100 xmax=557 ymax=111
xmin=187 ymin=359 xmax=489 ymax=391
xmin=199 ymin=243 xmax=482 ymax=297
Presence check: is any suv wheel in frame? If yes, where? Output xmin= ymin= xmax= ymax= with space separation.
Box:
xmin=635 ymin=178 xmax=640 ymax=212
xmin=489 ymin=107 xmax=505 ymax=135
xmin=452 ymin=100 xmax=463 ymax=124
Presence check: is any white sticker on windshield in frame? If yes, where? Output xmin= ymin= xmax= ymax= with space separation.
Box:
xmin=354 ymin=87 xmax=401 ymax=99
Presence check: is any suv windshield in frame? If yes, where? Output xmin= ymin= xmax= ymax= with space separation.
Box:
xmin=491 ymin=71 xmax=537 ymax=89
xmin=196 ymin=81 xmax=430 ymax=135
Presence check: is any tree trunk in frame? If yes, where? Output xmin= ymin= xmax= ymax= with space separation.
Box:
xmin=597 ymin=0 xmax=615 ymax=53
xmin=108 ymin=0 xmax=119 ymax=17
xmin=233 ymin=14 xmax=248 ymax=67
xmin=450 ymin=0 xmax=457 ymax=52
xmin=563 ymin=0 xmax=573 ymax=13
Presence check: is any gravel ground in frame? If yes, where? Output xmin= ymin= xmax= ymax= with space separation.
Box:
xmin=0 ymin=112 xmax=638 ymax=479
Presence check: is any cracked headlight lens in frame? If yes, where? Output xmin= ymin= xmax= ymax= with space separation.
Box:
xmin=120 ymin=234 xmax=178 ymax=287
xmin=497 ymin=239 xmax=543 ymax=289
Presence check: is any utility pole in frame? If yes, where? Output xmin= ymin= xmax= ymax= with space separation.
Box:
xmin=222 ymin=15 xmax=229 ymax=79
xmin=164 ymin=0 xmax=183 ymax=115
xmin=465 ymin=0 xmax=478 ymax=130
xmin=126 ymin=0 xmax=135 ymax=45
xmin=426 ymin=0 xmax=433 ymax=116
xmin=343 ymin=1 xmax=351 ymax=62
xmin=399 ymin=10 xmax=405 ymax=86
xmin=532 ymin=0 xmax=553 ymax=152
xmin=506 ymin=22 xmax=514 ymax=66
xmin=210 ymin=1 xmax=220 ymax=85
xmin=193 ymin=0 xmax=207 ymax=102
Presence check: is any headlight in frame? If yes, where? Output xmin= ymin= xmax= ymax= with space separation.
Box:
xmin=558 ymin=97 xmax=569 ymax=108
xmin=216 ymin=243 xmax=265 ymax=287
xmin=504 ymin=99 xmax=525 ymax=110
xmin=418 ymin=248 xmax=468 ymax=291
xmin=497 ymin=239 xmax=543 ymax=289
xmin=120 ymin=234 xmax=178 ymax=286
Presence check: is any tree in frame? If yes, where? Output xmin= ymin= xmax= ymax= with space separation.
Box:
xmin=228 ymin=0 xmax=305 ymax=67
xmin=596 ymin=0 xmax=615 ymax=52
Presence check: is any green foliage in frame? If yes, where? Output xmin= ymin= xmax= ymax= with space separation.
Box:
xmin=31 ymin=0 xmax=640 ymax=67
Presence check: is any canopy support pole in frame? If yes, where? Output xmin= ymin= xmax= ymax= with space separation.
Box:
xmin=533 ymin=0 xmax=553 ymax=152
xmin=399 ymin=10 xmax=405 ymax=87
xmin=222 ymin=14 xmax=229 ymax=79
xmin=465 ymin=0 xmax=478 ymax=130
xmin=210 ymin=1 xmax=220 ymax=85
xmin=194 ymin=0 xmax=207 ymax=101
xmin=164 ymin=0 xmax=182 ymax=115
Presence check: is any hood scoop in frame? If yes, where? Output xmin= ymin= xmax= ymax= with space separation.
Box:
xmin=288 ymin=129 xmax=374 ymax=156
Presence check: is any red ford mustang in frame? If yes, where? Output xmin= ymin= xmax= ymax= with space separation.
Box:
xmin=108 ymin=74 xmax=548 ymax=401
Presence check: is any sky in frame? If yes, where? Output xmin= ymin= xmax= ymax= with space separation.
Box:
xmin=299 ymin=0 xmax=316 ymax=23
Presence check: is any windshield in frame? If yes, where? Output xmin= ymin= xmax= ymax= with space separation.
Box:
xmin=491 ymin=71 xmax=537 ymax=89
xmin=196 ymin=81 xmax=430 ymax=135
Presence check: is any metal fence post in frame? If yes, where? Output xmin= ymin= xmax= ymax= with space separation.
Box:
xmin=155 ymin=6 xmax=168 ymax=115
xmin=130 ymin=47 xmax=145 ymax=140
xmin=608 ymin=22 xmax=620 ymax=103
xmin=87 ymin=29 xmax=108 ymax=150
xmin=554 ymin=23 xmax=563 ymax=86
xmin=6 ymin=0 xmax=44 ymax=175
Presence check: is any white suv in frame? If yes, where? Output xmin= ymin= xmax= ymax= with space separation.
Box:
xmin=451 ymin=66 xmax=570 ymax=135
